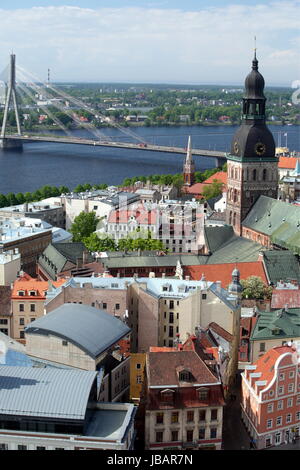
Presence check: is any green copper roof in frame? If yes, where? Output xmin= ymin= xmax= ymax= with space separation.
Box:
xmin=251 ymin=308 xmax=300 ymax=341
xmin=204 ymin=225 xmax=234 ymax=253
xmin=262 ymin=250 xmax=300 ymax=284
xmin=242 ymin=196 xmax=300 ymax=254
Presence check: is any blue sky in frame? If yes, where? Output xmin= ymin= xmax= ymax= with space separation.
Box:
xmin=0 ymin=1 xmax=299 ymax=85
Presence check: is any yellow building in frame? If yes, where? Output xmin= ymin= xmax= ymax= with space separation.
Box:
xmin=130 ymin=353 xmax=146 ymax=403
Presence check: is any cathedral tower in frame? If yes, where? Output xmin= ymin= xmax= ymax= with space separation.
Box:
xmin=225 ymin=51 xmax=278 ymax=235
xmin=183 ymin=136 xmax=195 ymax=186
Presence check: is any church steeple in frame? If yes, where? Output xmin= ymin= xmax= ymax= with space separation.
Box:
xmin=225 ymin=50 xmax=278 ymax=236
xmin=183 ymin=135 xmax=195 ymax=186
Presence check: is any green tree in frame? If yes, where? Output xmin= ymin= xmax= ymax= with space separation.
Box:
xmin=83 ymin=233 xmax=117 ymax=252
xmin=0 ymin=194 xmax=8 ymax=208
xmin=202 ymin=180 xmax=223 ymax=200
xmin=240 ymin=276 xmax=273 ymax=300
xmin=6 ymin=193 xmax=18 ymax=206
xmin=70 ymin=211 xmax=100 ymax=242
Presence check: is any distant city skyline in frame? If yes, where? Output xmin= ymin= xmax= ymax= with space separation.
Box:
xmin=0 ymin=1 xmax=299 ymax=86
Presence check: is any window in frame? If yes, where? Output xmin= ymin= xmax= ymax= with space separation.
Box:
xmin=156 ymin=431 xmax=163 ymax=443
xmin=267 ymin=403 xmax=274 ymax=413
xmin=30 ymin=318 xmax=35 ymax=323
xmin=278 ymin=386 xmax=284 ymax=395
xmin=187 ymin=411 xmax=194 ymax=422
xmin=19 ymin=317 xmax=25 ymax=326
xmin=30 ymin=291 xmax=36 ymax=296
xmin=199 ymin=410 xmax=206 ymax=422
xmin=269 ymin=390 xmax=274 ymax=397
xmin=0 ymin=319 xmax=8 ymax=325
xmin=0 ymin=444 xmax=8 ymax=450
xmin=202 ymin=293 xmax=207 ymax=300
xmin=18 ymin=445 xmax=27 ymax=450
xmin=288 ymin=383 xmax=294 ymax=393
xmin=30 ymin=304 xmax=35 ymax=312
xmin=36 ymin=446 xmax=46 ymax=450
xmin=169 ymin=312 xmax=174 ymax=324
xmin=277 ymin=400 xmax=283 ymax=410
xmin=169 ymin=300 xmax=174 ymax=309
xmin=260 ymin=343 xmax=265 ymax=352
xmin=20 ymin=331 xmax=25 ymax=339
xmin=210 ymin=428 xmax=217 ymax=439
xmin=279 ymin=373 xmax=285 ymax=381
xmin=267 ymin=419 xmax=273 ymax=429
xmin=19 ymin=304 xmax=24 ymax=312
xmin=199 ymin=428 xmax=206 ymax=440
xmin=287 ymin=398 xmax=293 ymax=408
xmin=18 ymin=291 xmax=25 ymax=296
xmin=289 ymin=370 xmax=295 ymax=379
xmin=211 ymin=409 xmax=218 ymax=421
xmin=62 ymin=340 xmax=68 ymax=346
xmin=171 ymin=412 xmax=179 ymax=423
xmin=179 ymin=371 xmax=192 ymax=382
xmin=136 ymin=375 xmax=142 ymax=384
xmin=186 ymin=430 xmax=193 ymax=442
xmin=169 ymin=326 xmax=173 ymax=337
xmin=296 ymin=412 xmax=300 ymax=421
xmin=286 ymin=414 xmax=292 ymax=424
xmin=171 ymin=430 xmax=179 ymax=442
xmin=102 ymin=303 xmax=107 ymax=309
xmin=156 ymin=413 xmax=164 ymax=424
xmin=115 ymin=304 xmax=120 ymax=310
xmin=136 ymin=363 xmax=141 ymax=370
xmin=276 ymin=416 xmax=282 ymax=426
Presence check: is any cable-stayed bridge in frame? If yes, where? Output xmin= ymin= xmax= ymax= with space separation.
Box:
xmin=0 ymin=54 xmax=227 ymax=166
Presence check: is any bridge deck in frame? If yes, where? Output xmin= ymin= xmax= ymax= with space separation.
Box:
xmin=3 ymin=134 xmax=227 ymax=159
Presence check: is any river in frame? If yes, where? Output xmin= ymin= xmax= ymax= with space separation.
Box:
xmin=0 ymin=124 xmax=299 ymax=194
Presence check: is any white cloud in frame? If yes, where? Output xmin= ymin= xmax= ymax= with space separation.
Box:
xmin=0 ymin=2 xmax=299 ymax=85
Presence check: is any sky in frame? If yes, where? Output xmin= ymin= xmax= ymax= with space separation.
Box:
xmin=0 ymin=0 xmax=299 ymax=86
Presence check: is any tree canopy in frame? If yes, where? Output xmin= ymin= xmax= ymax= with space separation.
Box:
xmin=70 ymin=211 xmax=100 ymax=242
xmin=240 ymin=276 xmax=273 ymax=300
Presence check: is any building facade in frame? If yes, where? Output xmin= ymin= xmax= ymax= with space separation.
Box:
xmin=241 ymin=345 xmax=300 ymax=449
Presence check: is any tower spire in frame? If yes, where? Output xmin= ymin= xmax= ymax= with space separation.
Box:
xmin=252 ymin=36 xmax=258 ymax=70
xmin=183 ymin=135 xmax=195 ymax=186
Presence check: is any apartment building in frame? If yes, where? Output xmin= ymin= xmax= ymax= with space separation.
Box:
xmin=144 ymin=348 xmax=225 ymax=450
xmin=241 ymin=344 xmax=300 ymax=449
xmin=11 ymin=273 xmax=66 ymax=343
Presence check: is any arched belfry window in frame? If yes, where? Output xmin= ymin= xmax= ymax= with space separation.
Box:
xmin=253 ymin=169 xmax=257 ymax=181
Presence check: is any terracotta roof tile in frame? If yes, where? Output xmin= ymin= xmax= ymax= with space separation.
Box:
xmin=278 ymin=157 xmax=299 ymax=169
xmin=185 ymin=261 xmax=268 ymax=287
xmin=209 ymin=322 xmax=233 ymax=343
xmin=251 ymin=346 xmax=294 ymax=387
xmin=203 ymin=171 xmax=227 ymax=185
xmin=12 ymin=274 xmax=66 ymax=299
xmin=271 ymin=289 xmax=300 ymax=309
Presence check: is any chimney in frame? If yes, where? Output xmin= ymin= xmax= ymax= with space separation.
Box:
xmin=162 ymin=273 xmax=166 ymax=279
xmin=215 ymin=280 xmax=221 ymax=291
xmin=76 ymin=257 xmax=83 ymax=269
xmin=185 ymin=275 xmax=190 ymax=281
xmin=82 ymin=249 xmax=89 ymax=265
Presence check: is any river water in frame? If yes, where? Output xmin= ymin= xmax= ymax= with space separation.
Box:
xmin=0 ymin=124 xmax=299 ymax=194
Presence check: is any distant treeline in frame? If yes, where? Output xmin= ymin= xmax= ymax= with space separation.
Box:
xmin=0 ymin=183 xmax=108 ymax=208
xmin=0 ymin=164 xmax=227 ymax=209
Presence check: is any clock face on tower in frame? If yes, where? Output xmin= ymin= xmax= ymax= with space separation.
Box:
xmin=233 ymin=141 xmax=239 ymax=154
xmin=255 ymin=142 xmax=266 ymax=156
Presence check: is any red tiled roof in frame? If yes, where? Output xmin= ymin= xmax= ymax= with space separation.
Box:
xmin=278 ymin=156 xmax=298 ymax=169
xmin=209 ymin=322 xmax=233 ymax=343
xmin=251 ymin=346 xmax=294 ymax=387
xmin=108 ymin=206 xmax=157 ymax=225
xmin=149 ymin=347 xmax=177 ymax=352
xmin=147 ymin=350 xmax=219 ymax=387
xmin=203 ymin=171 xmax=227 ymax=185
xmin=185 ymin=261 xmax=268 ymax=288
xmin=12 ymin=274 xmax=66 ymax=299
xmin=184 ymin=182 xmax=207 ymax=195
xmin=271 ymin=289 xmax=300 ymax=309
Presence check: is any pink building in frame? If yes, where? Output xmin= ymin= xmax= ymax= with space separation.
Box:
xmin=241 ymin=344 xmax=300 ymax=449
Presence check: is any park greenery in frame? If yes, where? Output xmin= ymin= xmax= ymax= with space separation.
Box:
xmin=83 ymin=229 xmax=165 ymax=253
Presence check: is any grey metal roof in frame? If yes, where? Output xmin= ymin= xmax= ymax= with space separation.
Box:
xmin=25 ymin=304 xmax=131 ymax=359
xmin=0 ymin=366 xmax=97 ymax=419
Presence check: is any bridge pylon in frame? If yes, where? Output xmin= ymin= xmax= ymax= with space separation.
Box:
xmin=0 ymin=54 xmax=23 ymax=150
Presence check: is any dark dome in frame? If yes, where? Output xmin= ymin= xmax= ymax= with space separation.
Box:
xmin=231 ymin=122 xmax=275 ymax=159
xmin=244 ymin=54 xmax=265 ymax=100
